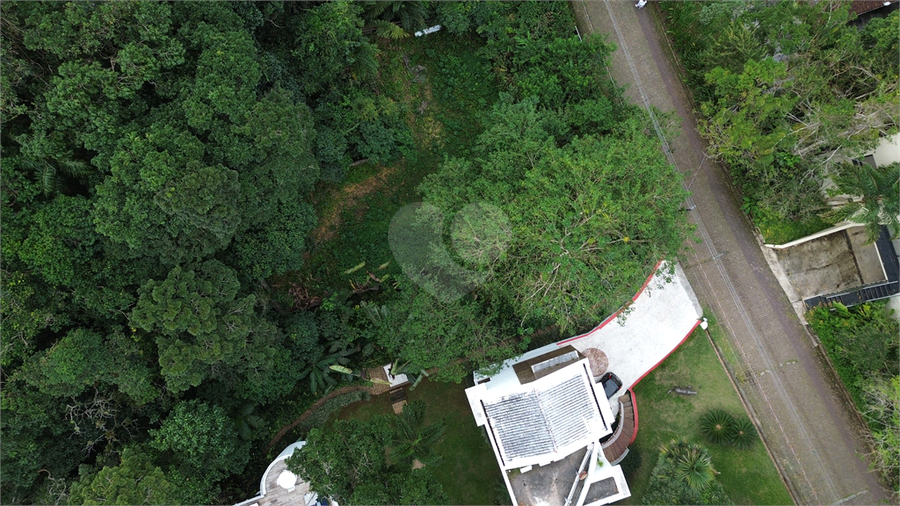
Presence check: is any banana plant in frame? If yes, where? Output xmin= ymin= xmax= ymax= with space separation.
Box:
xmin=389 ymin=359 xmax=429 ymax=391
xmin=328 ymin=364 xmax=391 ymax=387
xmin=232 ymin=402 xmax=264 ymax=441
xmin=298 ymin=343 xmax=356 ymax=394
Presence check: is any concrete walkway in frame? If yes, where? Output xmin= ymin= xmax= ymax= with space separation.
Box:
xmin=561 ymin=261 xmax=703 ymax=395
xmin=572 ymin=1 xmax=891 ymax=504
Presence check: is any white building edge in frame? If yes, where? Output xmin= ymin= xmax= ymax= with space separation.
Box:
xmin=466 ymin=352 xmax=630 ymax=506
xmin=235 ymin=441 xmax=329 ymax=506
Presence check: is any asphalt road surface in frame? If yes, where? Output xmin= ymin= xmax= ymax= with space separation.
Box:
xmin=572 ymin=1 xmax=891 ymax=504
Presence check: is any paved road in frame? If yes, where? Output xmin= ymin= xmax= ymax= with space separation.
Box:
xmin=572 ymin=2 xmax=890 ymax=504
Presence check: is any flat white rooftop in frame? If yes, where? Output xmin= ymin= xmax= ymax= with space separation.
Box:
xmin=470 ymin=359 xmax=612 ymax=469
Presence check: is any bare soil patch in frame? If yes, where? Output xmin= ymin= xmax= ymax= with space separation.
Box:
xmin=311 ymin=165 xmax=397 ymax=244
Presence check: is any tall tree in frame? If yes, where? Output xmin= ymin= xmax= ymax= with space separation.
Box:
xmin=130 ymin=260 xmax=276 ymax=393
xmin=286 ymin=418 xmax=392 ymax=504
xmin=151 ymin=400 xmax=250 ymax=502
xmin=68 ymin=446 xmax=181 ymax=506
xmin=420 ymin=98 xmax=689 ymax=330
xmin=286 ymin=409 xmax=448 ymax=505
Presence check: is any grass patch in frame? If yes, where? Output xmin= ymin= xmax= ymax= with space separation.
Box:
xmin=409 ymin=380 xmax=505 ymax=505
xmin=756 ymin=213 xmax=832 ymax=245
xmin=621 ymin=321 xmax=793 ymax=505
xmin=330 ymin=379 xmax=503 ymax=505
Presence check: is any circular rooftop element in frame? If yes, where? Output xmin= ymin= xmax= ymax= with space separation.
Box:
xmin=583 ymin=348 xmax=609 ymax=377
xmin=277 ymin=469 xmax=297 ymax=490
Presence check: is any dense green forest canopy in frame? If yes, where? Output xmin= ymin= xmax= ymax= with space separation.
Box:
xmin=661 ymin=1 xmax=899 ymax=241
xmin=0 ymin=2 xmax=689 ymax=504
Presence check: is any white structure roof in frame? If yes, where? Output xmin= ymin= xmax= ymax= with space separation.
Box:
xmin=467 ymin=357 xmax=613 ymax=470
xmin=872 ymin=133 xmax=900 ymax=168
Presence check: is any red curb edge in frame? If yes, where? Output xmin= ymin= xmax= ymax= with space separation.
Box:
xmin=628 ymin=319 xmax=700 ymax=390
xmin=558 ymin=260 xmax=666 ymax=346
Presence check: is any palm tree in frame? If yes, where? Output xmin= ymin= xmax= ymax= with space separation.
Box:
xmin=731 ymin=417 xmax=758 ymax=449
xmin=660 ymin=438 xmax=717 ymax=493
xmin=825 ymin=161 xmax=900 ymax=243
xmin=675 ymin=446 xmax=717 ymax=492
xmin=20 ymin=157 xmax=93 ymax=196
xmin=390 ymin=400 xmax=445 ymax=466
xmin=232 ymin=402 xmax=264 ymax=441
xmin=699 ymin=409 xmax=736 ymax=446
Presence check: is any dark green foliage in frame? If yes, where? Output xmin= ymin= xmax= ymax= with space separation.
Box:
xmin=808 ymin=302 xmax=899 ymax=407
xmin=233 ymin=403 xmax=265 ymax=442
xmin=286 ymin=405 xmax=448 ymax=505
xmin=131 ymin=260 xmax=278 ymax=393
xmin=433 ymin=1 xmax=502 ymax=35
xmin=290 ymin=1 xmax=378 ymax=95
xmin=699 ymin=409 xmax=736 ymax=446
xmin=151 ymin=400 xmax=251 ymax=500
xmin=643 ymin=438 xmax=733 ymax=505
xmin=298 ymin=343 xmax=356 ymax=394
xmin=68 ymin=446 xmax=182 ymax=506
xmin=0 ymin=378 xmax=90 ymax=502
xmin=619 ymin=444 xmax=644 ymax=481
xmin=363 ymin=1 xmax=429 ymax=37
xmin=0 ymin=1 xmax=365 ymax=500
xmin=731 ymin=417 xmax=758 ymax=450
xmin=808 ymin=301 xmax=899 ymax=490
xmin=662 ymin=2 xmax=899 ymax=236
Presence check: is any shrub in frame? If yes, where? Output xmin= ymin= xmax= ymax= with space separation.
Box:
xmin=699 ymin=409 xmax=736 ymax=446
xmin=731 ymin=417 xmax=758 ymax=450
xmin=643 ymin=438 xmax=733 ymax=505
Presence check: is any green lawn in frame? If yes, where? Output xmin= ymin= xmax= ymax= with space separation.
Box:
xmin=621 ymin=317 xmax=794 ymax=505
xmin=332 ymin=379 xmax=505 ymax=505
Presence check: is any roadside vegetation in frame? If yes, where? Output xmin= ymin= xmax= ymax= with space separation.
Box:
xmin=659 ymin=1 xmax=899 ymax=244
xmin=1 ymin=2 xmax=690 ymax=504
xmin=622 ymin=323 xmax=793 ymax=505
xmin=807 ymin=302 xmax=899 ymax=494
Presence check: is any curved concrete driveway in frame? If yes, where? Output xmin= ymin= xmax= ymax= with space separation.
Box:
xmin=572 ymin=1 xmax=890 ymax=504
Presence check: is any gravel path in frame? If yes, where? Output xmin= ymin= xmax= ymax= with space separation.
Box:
xmin=572 ymin=2 xmax=890 ymax=504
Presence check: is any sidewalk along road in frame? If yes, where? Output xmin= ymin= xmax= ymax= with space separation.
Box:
xmin=571 ymin=1 xmax=890 ymax=504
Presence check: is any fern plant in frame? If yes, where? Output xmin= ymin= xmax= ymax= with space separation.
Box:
xmin=20 ymin=157 xmax=93 ymax=195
